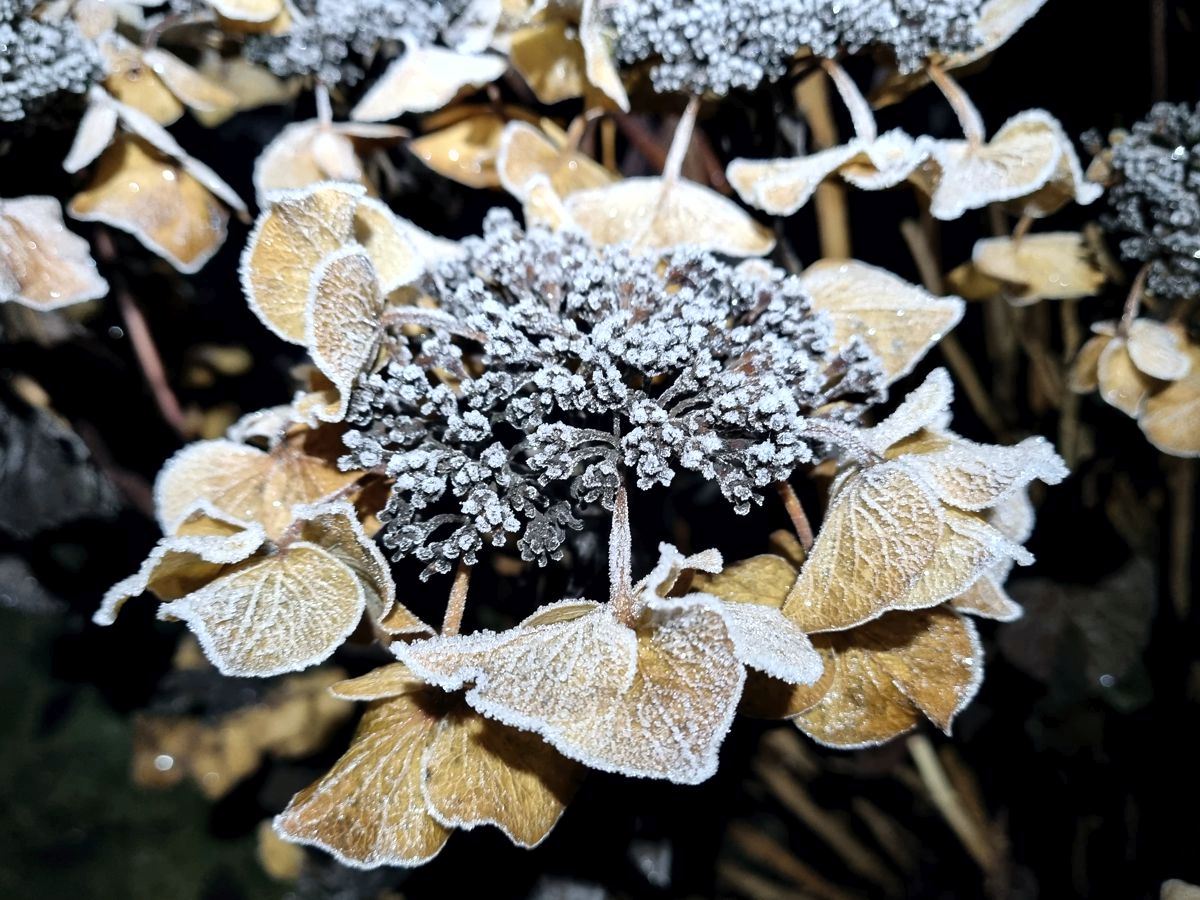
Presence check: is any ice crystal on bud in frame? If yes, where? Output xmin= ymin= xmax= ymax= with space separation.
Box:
xmin=611 ymin=0 xmax=985 ymax=96
xmin=1099 ymin=102 xmax=1200 ymax=301
xmin=245 ymin=0 xmax=467 ymax=86
xmin=0 ymin=0 xmax=103 ymax=123
xmin=341 ymin=211 xmax=884 ymax=576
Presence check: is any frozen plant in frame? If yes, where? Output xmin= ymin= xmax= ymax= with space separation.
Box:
xmin=610 ymin=0 xmax=985 ymax=96
xmin=0 ymin=0 xmax=104 ymax=123
xmin=340 ymin=210 xmax=885 ymax=576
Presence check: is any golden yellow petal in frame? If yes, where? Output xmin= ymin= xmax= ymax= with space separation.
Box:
xmin=1138 ymin=345 xmax=1200 ymax=458
xmin=410 ymin=112 xmax=506 ymax=189
xmin=352 ymin=47 xmax=507 ymax=121
xmin=1098 ymin=338 xmax=1153 ymax=418
xmin=423 ymin=701 xmax=581 ymax=847
xmin=899 ymin=508 xmax=1029 ymax=610
xmin=802 ymin=260 xmax=965 ymax=384
xmin=951 ymin=575 xmax=1023 ymax=622
xmin=240 ymin=182 xmax=361 ymax=342
xmin=508 ymin=22 xmax=587 ymax=105
xmin=142 ymin=48 xmax=239 ymax=114
xmin=68 ymin=136 xmax=228 ymax=274
xmin=971 ymin=232 xmax=1105 ymax=302
xmin=101 ymin=36 xmax=183 ymax=126
xmin=155 ymin=439 xmax=359 ymax=540
xmin=580 ymin=0 xmax=629 ymax=111
xmin=692 ymin=554 xmax=797 ymax=608
xmin=739 ymin=656 xmax=836 ymax=720
xmin=353 ymin=198 xmax=427 ymax=293
xmin=274 ymin=690 xmax=450 ymax=868
xmin=783 ymin=464 xmax=944 ymax=633
xmin=207 ymin=0 xmax=284 ymax=23
xmin=1068 ymin=334 xmax=1111 ymax=394
xmin=193 ymin=52 xmax=299 ymax=127
xmin=565 ymin=177 xmax=774 ymax=257
xmin=1125 ymin=319 xmax=1192 ymax=382
xmin=497 ymin=121 xmax=614 ymax=202
xmin=0 ymin=197 xmax=108 ymax=309
xmin=331 ymin=663 xmax=428 ymax=701
xmin=795 ymin=607 xmax=982 ymax=747
xmin=253 ymin=122 xmax=366 ymax=204
xmin=158 ymin=542 xmax=367 ymax=677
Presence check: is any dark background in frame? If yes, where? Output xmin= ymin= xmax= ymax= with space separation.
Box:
xmin=2 ymin=1 xmax=1199 ymax=897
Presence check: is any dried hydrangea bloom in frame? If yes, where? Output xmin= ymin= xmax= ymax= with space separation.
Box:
xmin=244 ymin=0 xmax=470 ymax=87
xmin=1099 ymin=102 xmax=1200 ymax=301
xmin=959 ymin=232 xmax=1107 ymax=305
xmin=610 ymin=0 xmax=986 ymax=96
xmin=0 ymin=0 xmax=104 ymax=123
xmin=1070 ymin=319 xmax=1193 ymax=418
xmin=340 ymin=210 xmax=884 ymax=576
xmin=274 ymin=663 xmax=582 ymax=868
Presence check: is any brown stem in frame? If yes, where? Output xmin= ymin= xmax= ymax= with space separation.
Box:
xmin=907 ymin=734 xmax=999 ymax=877
xmin=609 ymin=481 xmax=636 ymax=626
xmin=927 ymin=62 xmax=985 ymax=147
xmin=1012 ymin=214 xmax=1034 ymax=243
xmin=1119 ymin=263 xmax=1152 ymax=334
xmin=820 ymin=59 xmax=877 ymax=143
xmin=776 ymin=481 xmax=815 ymax=551
xmin=442 ymin=561 xmax=472 ymax=637
xmin=1151 ymin=0 xmax=1168 ymax=103
xmin=795 ymin=73 xmax=852 ymax=259
xmin=611 ymin=111 xmax=668 ymax=173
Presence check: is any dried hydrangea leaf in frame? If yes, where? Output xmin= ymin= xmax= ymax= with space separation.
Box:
xmin=274 ymin=684 xmax=452 ymax=868
xmin=158 ymin=541 xmax=367 ymax=677
xmin=783 ymin=464 xmax=945 ymax=633
xmin=497 ymin=121 xmax=615 ymax=202
xmin=299 ymin=247 xmax=386 ymax=424
xmin=802 ymin=262 xmax=964 ymax=384
xmin=240 ymin=182 xmax=361 ymax=342
xmin=1139 ymin=345 xmax=1200 ymax=457
xmin=508 ymin=21 xmax=587 ymax=104
xmin=795 ymin=607 xmax=983 ymax=748
xmin=971 ymin=232 xmax=1106 ymax=303
xmin=1008 ymin=113 xmax=1102 ymax=218
xmin=840 ymin=130 xmax=932 ymax=191
xmin=68 ymin=136 xmax=229 ymax=274
xmin=1125 ymin=319 xmax=1192 ymax=382
xmin=920 ymin=110 xmax=1063 ymax=222
xmin=154 ymin=438 xmax=359 ymax=540
xmin=192 ymin=52 xmax=300 ymax=128
xmin=1098 ymin=337 xmax=1153 ymax=417
xmin=0 ymin=196 xmax=108 ymax=310
xmin=423 ymin=701 xmax=581 ymax=847
xmin=252 ymin=121 xmax=403 ymax=204
xmin=351 ymin=47 xmax=508 ymax=121
xmin=99 ymin=34 xmax=183 ymax=126
xmin=564 ymin=177 xmax=774 ymax=256
xmin=397 ymin=596 xmax=746 ymax=784
xmin=142 ymin=47 xmax=240 ymax=114
xmin=410 ymin=111 xmax=506 ymax=189
xmin=94 ymin=506 xmax=267 ymax=626
xmin=63 ymin=98 xmax=120 ymax=174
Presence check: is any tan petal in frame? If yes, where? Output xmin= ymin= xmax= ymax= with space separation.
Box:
xmin=423 ymin=703 xmax=581 ymax=846
xmin=410 ymin=112 xmax=506 ymax=189
xmin=795 ymin=608 xmax=983 ymax=748
xmin=192 ymin=52 xmax=299 ymax=127
xmin=252 ymin=122 xmax=371 ymax=204
xmin=300 ymin=247 xmax=385 ymax=423
xmin=839 ymin=130 xmax=931 ymax=191
xmin=508 ymin=21 xmax=587 ymax=104
xmin=802 ymin=261 xmax=965 ymax=384
xmin=63 ymin=100 xmax=119 ymax=174
xmin=1068 ymin=333 xmax=1111 ymax=393
xmin=68 ymin=136 xmax=228 ymax=273
xmin=353 ymin=197 xmax=432 ymax=290
xmin=0 ymin=196 xmax=108 ymax=309
xmin=565 ymin=177 xmax=774 ymax=257
xmin=952 ymin=575 xmax=1023 ymax=622
xmin=1097 ymin=338 xmax=1153 ymax=417
xmin=158 ymin=542 xmax=366 ymax=676
xmin=520 ymin=174 xmax=576 ymax=230
xmin=240 ymin=182 xmax=361 ymax=342
xmin=154 ymin=438 xmax=359 ymax=540
xmin=100 ymin=35 xmax=183 ymax=126
xmin=739 ymin=662 xmax=836 ymax=720
xmin=207 ymin=0 xmax=284 ymax=23
xmin=923 ymin=111 xmax=1063 ymax=221
xmin=692 ymin=554 xmax=797 ymax=607
xmin=142 ymin=48 xmax=239 ymax=114
xmin=580 ymin=0 xmax=629 ymax=111
xmin=497 ymin=121 xmax=614 ymax=202
xmin=1125 ymin=319 xmax=1192 ymax=381
xmin=971 ymin=232 xmax=1105 ymax=302
xmin=398 ymin=597 xmax=745 ymax=784
xmin=728 ymin=144 xmax=863 ymax=217
xmin=865 ymin=368 xmax=955 ymax=454
xmin=783 ymin=463 xmax=945 ymax=633
xmin=1139 ymin=345 xmax=1200 ymax=457
xmin=1008 ymin=111 xmax=1102 ymax=218
xmin=352 ymin=47 xmax=507 ymax=121
xmin=274 ymin=689 xmax=451 ymax=868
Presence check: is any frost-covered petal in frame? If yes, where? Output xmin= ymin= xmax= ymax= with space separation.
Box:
xmin=1138 ymin=345 xmax=1200 ymax=458
xmin=497 ymin=121 xmax=615 ymax=202
xmin=728 ymin=143 xmax=864 ymax=217
xmin=1125 ymin=320 xmax=1192 ymax=382
xmin=971 ymin=232 xmax=1106 ymax=302
xmin=0 ymin=196 xmax=108 ymax=310
xmin=352 ymin=47 xmax=508 ymax=121
xmin=409 ymin=111 xmax=505 ymax=189
xmin=1097 ymin=338 xmax=1153 ymax=418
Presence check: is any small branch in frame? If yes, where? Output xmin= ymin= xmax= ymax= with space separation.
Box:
xmin=661 ymin=95 xmax=701 ymax=186
xmin=1011 ymin=214 xmax=1034 ymax=243
xmin=795 ymin=73 xmax=852 ymax=259
xmin=608 ymin=481 xmax=636 ymax=625
xmin=820 ymin=59 xmax=877 ymax=142
xmin=442 ymin=561 xmax=472 ymax=637
xmin=611 ymin=111 xmax=668 ymax=173
xmin=907 ymin=734 xmax=998 ymax=876
xmin=1119 ymin=263 xmax=1152 ymax=334
xmin=1151 ymin=0 xmax=1168 ymax=103
xmin=315 ymin=81 xmax=333 ymax=126
xmin=927 ymin=62 xmax=986 ymax=146
xmin=776 ymin=481 xmax=815 ymax=551
xmin=1167 ymin=457 xmax=1195 ymax=620
xmin=1058 ymin=299 xmax=1084 ymax=465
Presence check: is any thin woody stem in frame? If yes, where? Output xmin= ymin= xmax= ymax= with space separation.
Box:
xmin=820 ymin=59 xmax=877 ymax=143
xmin=776 ymin=481 xmax=815 ymax=551
xmin=315 ymin=82 xmax=333 ymax=126
xmin=662 ymin=95 xmax=701 ymax=186
xmin=609 ymin=481 xmax=636 ymax=626
xmin=1119 ymin=262 xmax=1152 ymax=334
xmin=927 ymin=62 xmax=985 ymax=147
xmin=442 ymin=561 xmax=472 ymax=637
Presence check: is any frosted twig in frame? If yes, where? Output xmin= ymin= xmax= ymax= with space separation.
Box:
xmin=776 ymin=481 xmax=815 ymax=551
xmin=442 ymin=561 xmax=471 ymax=636
xmin=1119 ymin=263 xmax=1151 ymax=334
xmin=820 ymin=59 xmax=877 ymax=143
xmin=927 ymin=62 xmax=985 ymax=147
xmin=795 ymin=74 xmax=851 ymax=259
xmin=609 ymin=481 xmax=636 ymax=625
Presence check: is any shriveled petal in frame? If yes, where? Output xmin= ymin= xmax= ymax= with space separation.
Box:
xmin=508 ymin=21 xmax=587 ymax=104
xmin=971 ymin=232 xmax=1106 ymax=302
xmin=274 ymin=690 xmax=450 ymax=868
xmin=1139 ymin=345 xmax=1200 ymax=458
xmin=142 ymin=48 xmax=239 ymax=114
xmin=253 ymin=122 xmax=364 ymax=203
xmin=1098 ymin=338 xmax=1153 ymax=417
xmin=0 ymin=197 xmax=108 ymax=309
xmin=783 ymin=463 xmax=945 ymax=633
xmin=353 ymin=198 xmax=433 ymax=290
xmin=100 ymin=35 xmax=182 ymax=125
xmin=803 ymin=262 xmax=964 ymax=384
xmin=423 ymin=704 xmax=581 ymax=847
xmin=497 ymin=121 xmax=614 ymax=202
xmin=1125 ymin=319 xmax=1192 ymax=381
xmin=580 ymin=0 xmax=629 ymax=111
xmin=565 ymin=177 xmax=774 ymax=257
xmin=240 ymin=182 xmax=362 ymax=342
xmin=840 ymin=130 xmax=931 ymax=191
xmin=864 ymin=367 xmax=954 ymax=456
xmin=352 ymin=47 xmax=507 ymax=121
xmin=728 ymin=143 xmax=863 ymax=217
xmin=158 ymin=542 xmax=366 ymax=677
xmin=795 ymin=608 xmax=983 ymax=748
xmin=410 ymin=111 xmax=506 ymax=189
xmin=63 ymin=100 xmax=119 ymax=174
xmin=68 ymin=136 xmax=228 ymax=274
xmin=952 ymin=575 xmax=1023 ymax=622
xmin=1068 ymin=334 xmax=1111 ymax=394
xmin=714 ymin=600 xmax=824 ymax=685
xmin=1008 ymin=112 xmax=1102 ymax=218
